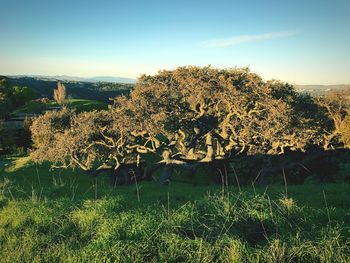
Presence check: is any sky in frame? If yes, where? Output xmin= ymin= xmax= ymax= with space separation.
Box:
xmin=0 ymin=0 xmax=349 ymax=84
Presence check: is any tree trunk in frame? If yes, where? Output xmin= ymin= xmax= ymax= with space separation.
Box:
xmin=202 ymin=132 xmax=214 ymax=162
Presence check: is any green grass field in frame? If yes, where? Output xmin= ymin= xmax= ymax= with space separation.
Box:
xmin=11 ymin=99 xmax=108 ymax=116
xmin=0 ymin=156 xmax=349 ymax=262
xmin=62 ymin=99 xmax=108 ymax=112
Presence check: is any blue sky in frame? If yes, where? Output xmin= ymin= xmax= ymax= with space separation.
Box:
xmin=0 ymin=0 xmax=349 ymax=84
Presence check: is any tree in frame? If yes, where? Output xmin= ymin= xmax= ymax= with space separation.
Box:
xmin=124 ymin=66 xmax=321 ymax=160
xmin=31 ymin=66 xmax=332 ymax=184
xmin=315 ymin=89 xmax=350 ymax=149
xmin=110 ymin=66 xmax=328 ymax=184
xmin=0 ymin=119 xmax=4 ymax=152
xmin=9 ymin=86 xmax=36 ymax=107
xmin=0 ymin=79 xmax=37 ymax=115
xmin=0 ymin=79 xmax=12 ymax=118
xmin=53 ymin=82 xmax=66 ymax=104
xmin=0 ymin=92 xmax=12 ymax=119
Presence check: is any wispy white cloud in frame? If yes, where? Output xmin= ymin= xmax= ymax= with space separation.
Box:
xmin=200 ymin=30 xmax=300 ymax=48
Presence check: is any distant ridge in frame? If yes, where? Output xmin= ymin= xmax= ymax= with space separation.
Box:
xmin=295 ymin=84 xmax=350 ymax=95
xmin=7 ymin=74 xmax=136 ymax=84
xmin=87 ymin=76 xmax=136 ymax=84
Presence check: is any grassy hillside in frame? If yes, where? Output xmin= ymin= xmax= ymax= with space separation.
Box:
xmin=60 ymin=99 xmax=108 ymax=112
xmin=11 ymin=99 xmax=108 ymax=116
xmin=6 ymin=76 xmax=132 ymax=102
xmin=0 ymin=156 xmax=349 ymax=262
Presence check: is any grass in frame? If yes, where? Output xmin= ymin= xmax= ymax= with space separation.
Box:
xmin=61 ymin=99 xmax=108 ymax=112
xmin=0 ymin=156 xmax=349 ymax=262
xmin=11 ymin=99 xmax=108 ymax=116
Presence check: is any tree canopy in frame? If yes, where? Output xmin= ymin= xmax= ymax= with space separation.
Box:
xmin=30 ymin=66 xmax=349 ymax=182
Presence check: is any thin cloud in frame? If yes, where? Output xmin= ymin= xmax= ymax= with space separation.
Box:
xmin=201 ymin=30 xmax=300 ymax=48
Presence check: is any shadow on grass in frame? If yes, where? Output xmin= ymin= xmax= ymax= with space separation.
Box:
xmin=1 ymin=156 xmax=349 ymax=212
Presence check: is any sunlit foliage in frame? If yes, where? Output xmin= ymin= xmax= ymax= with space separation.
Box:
xmin=30 ymin=66 xmax=349 ymax=180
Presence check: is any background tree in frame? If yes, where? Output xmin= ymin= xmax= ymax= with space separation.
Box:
xmin=0 ymin=79 xmax=13 ymax=118
xmin=0 ymin=119 xmax=4 ymax=152
xmin=0 ymin=93 xmax=12 ymax=119
xmin=315 ymin=89 xmax=350 ymax=149
xmin=0 ymin=79 xmax=37 ymax=116
xmin=9 ymin=86 xmax=36 ymax=107
xmin=53 ymin=82 xmax=67 ymax=104
xmin=339 ymin=113 xmax=350 ymax=148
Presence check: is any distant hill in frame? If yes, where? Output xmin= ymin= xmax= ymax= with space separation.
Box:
xmin=86 ymin=76 xmax=136 ymax=84
xmin=295 ymin=84 xmax=350 ymax=95
xmin=1 ymin=76 xmax=133 ymax=103
xmin=9 ymin=75 xmax=136 ymax=84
